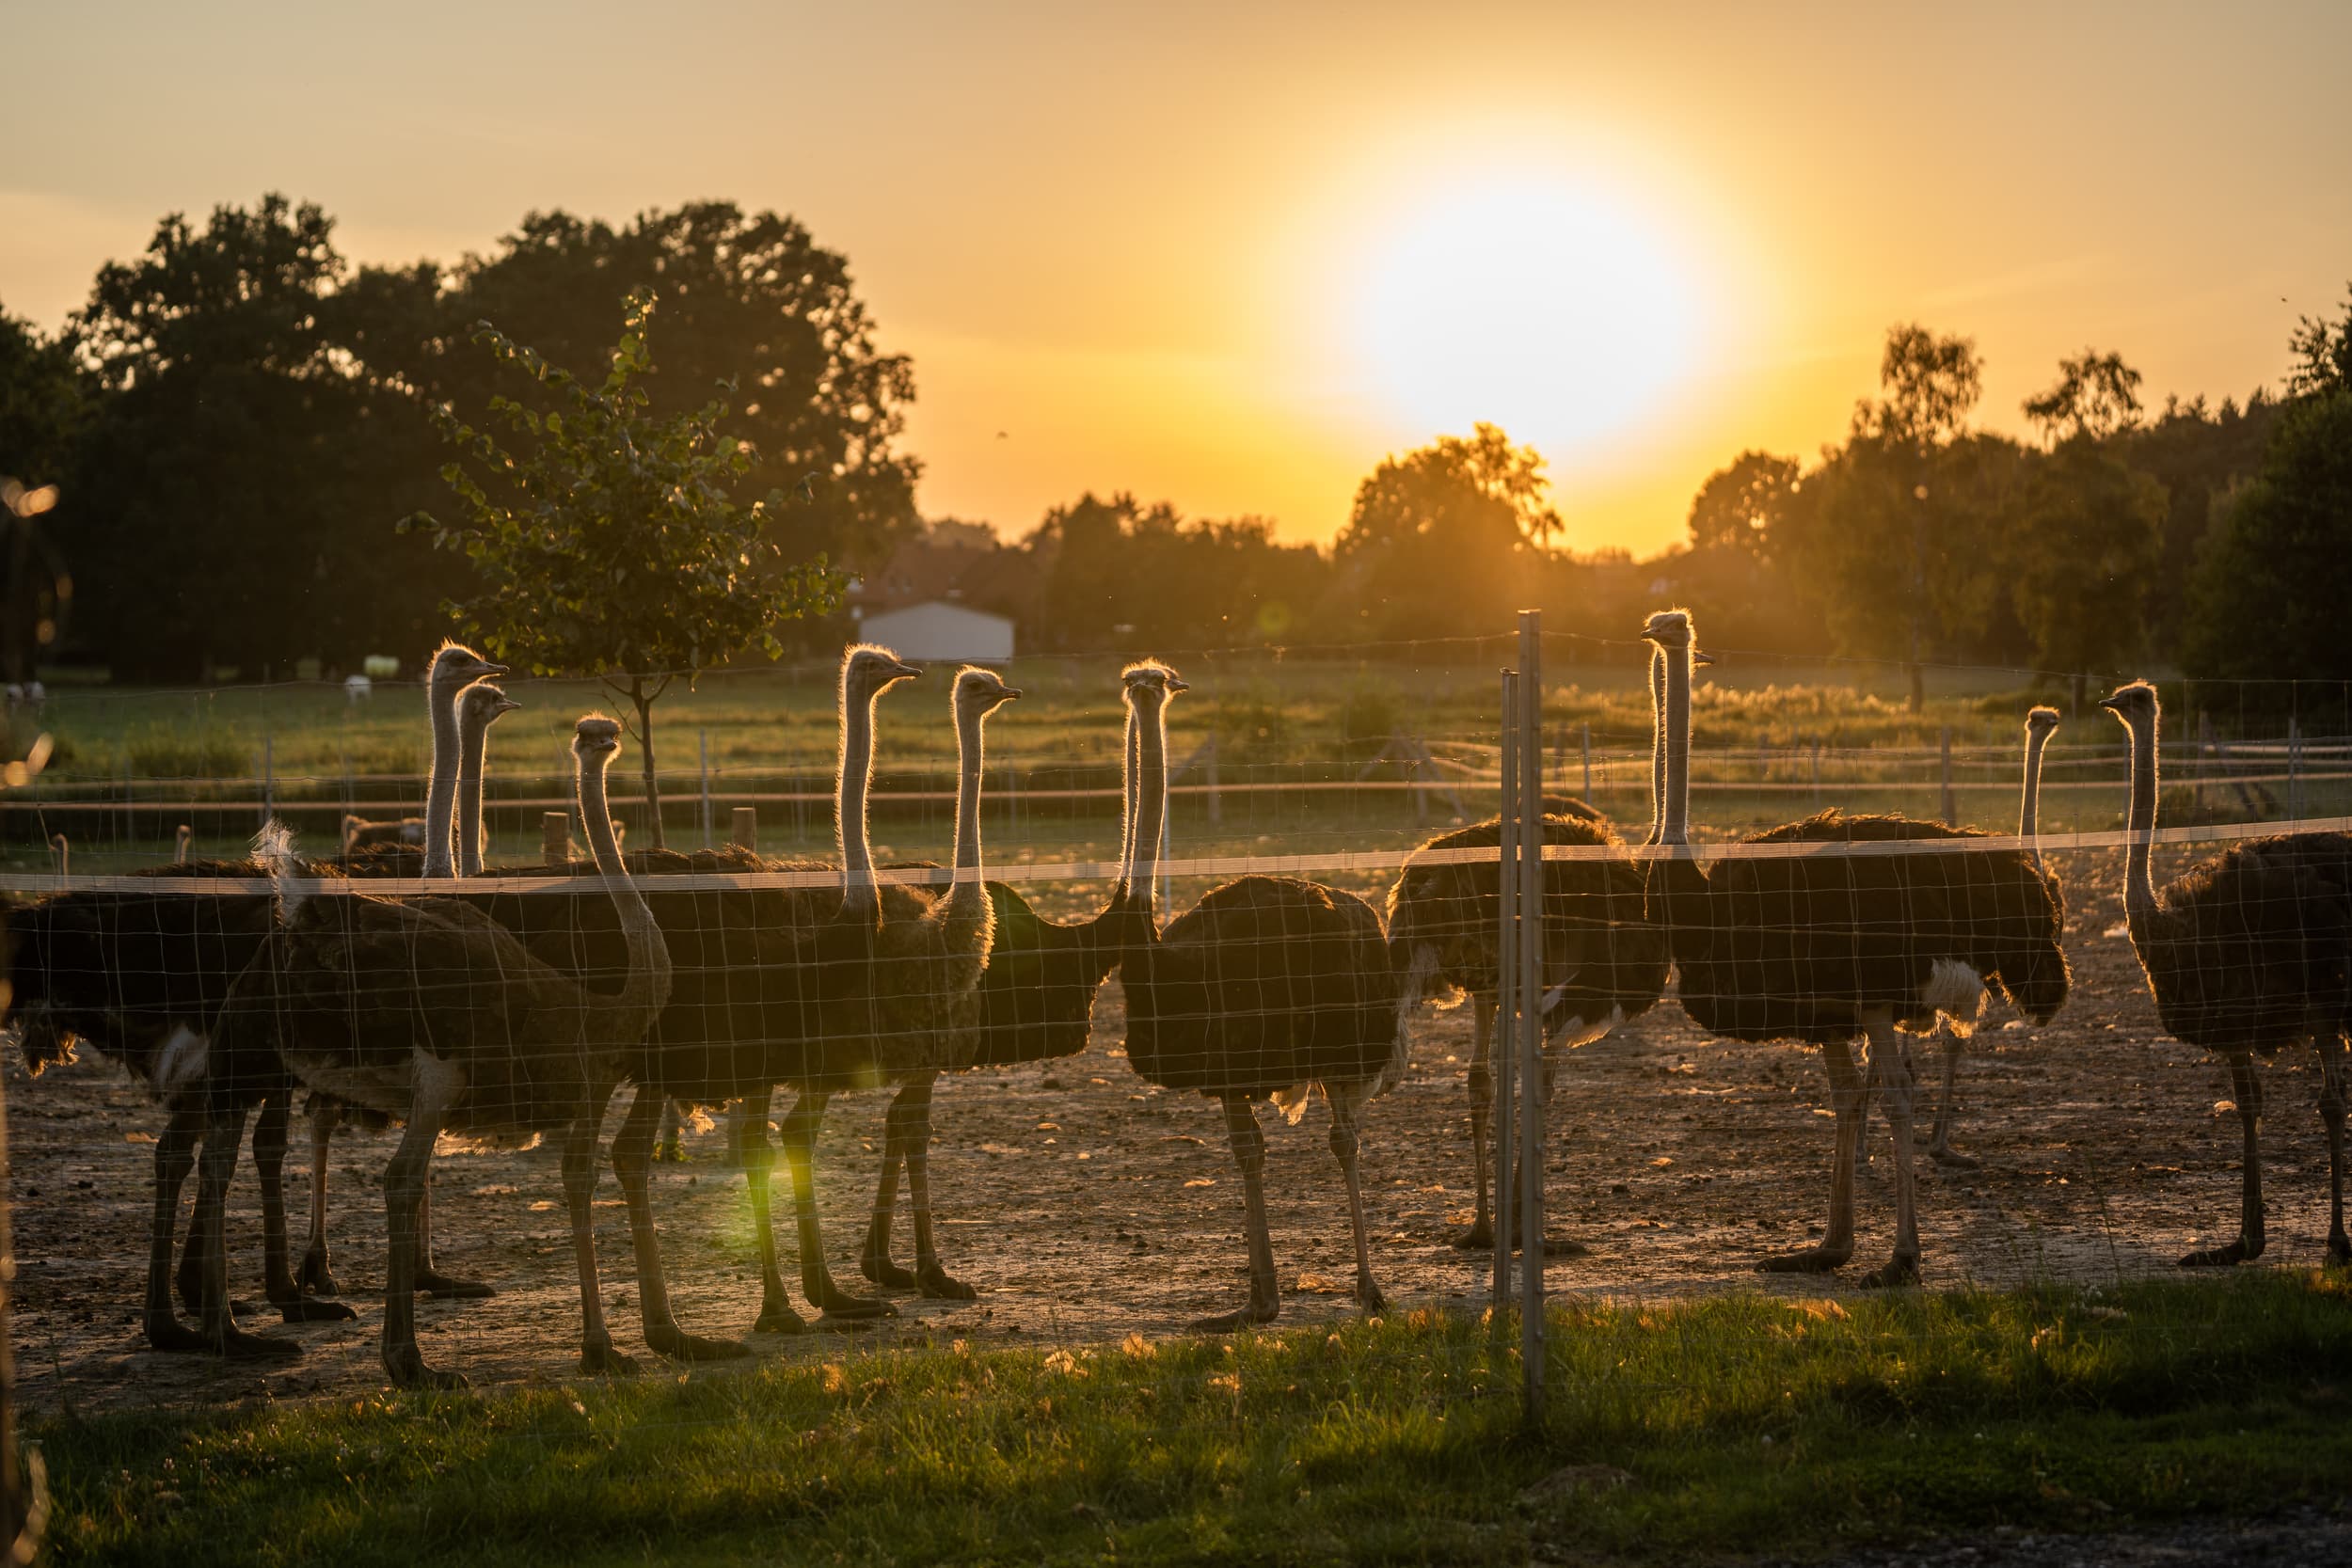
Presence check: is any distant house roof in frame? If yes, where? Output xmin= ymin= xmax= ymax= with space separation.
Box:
xmin=850 ymin=526 xmax=1040 ymax=627
xmin=861 ymin=599 xmax=1016 ymax=662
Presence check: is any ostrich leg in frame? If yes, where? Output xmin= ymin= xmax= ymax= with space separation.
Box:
xmin=858 ymin=1083 xmax=924 ymax=1291
xmin=732 ymin=1092 xmax=808 ymax=1333
xmin=1190 ymin=1095 xmax=1279 ymax=1331
xmin=1861 ymin=1013 xmax=1923 ymax=1289
xmin=1454 ymin=997 xmax=1498 ymax=1250
xmin=295 ymin=1098 xmax=341 ymax=1298
xmin=2182 ymin=1055 xmax=2266 ymax=1267
xmin=610 ymin=1085 xmax=749 ymax=1360
xmin=1328 ymin=1086 xmax=1386 ymax=1313
xmin=415 ymin=1172 xmax=495 ymax=1299
xmin=1925 ymin=1030 xmax=1979 ymax=1168
xmin=191 ymin=1104 xmax=300 ymax=1359
xmin=143 ymin=1112 xmax=216 ymax=1354
xmin=2319 ymin=1036 xmax=2351 ymax=1267
xmin=778 ymin=1088 xmax=893 ymax=1322
xmin=866 ymin=1081 xmax=974 ymax=1297
xmin=253 ymin=1093 xmax=354 ymax=1323
xmin=1760 ymin=1037 xmax=1862 ymax=1273
xmin=381 ymin=1055 xmax=468 ymax=1388
xmin=562 ymin=1099 xmax=635 ymax=1376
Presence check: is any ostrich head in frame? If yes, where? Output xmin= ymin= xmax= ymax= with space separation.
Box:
xmin=460 ymin=681 xmax=522 ymax=730
xmin=1638 ymin=609 xmax=1693 ymax=651
xmin=840 ymin=642 xmax=923 ymax=707
xmin=429 ymin=640 xmax=507 ymax=695
xmin=953 ymin=665 xmax=1022 ymax=716
xmin=2026 ymin=705 xmax=2061 ymax=737
xmin=1120 ymin=659 xmax=1190 ymax=698
xmin=572 ymin=715 xmax=624 ymax=763
xmin=2096 ymin=680 xmax=2158 ymax=729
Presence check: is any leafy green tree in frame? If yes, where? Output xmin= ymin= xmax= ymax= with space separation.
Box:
xmin=1020 ymin=494 xmax=1327 ymax=651
xmin=1332 ymin=423 xmax=1562 ymax=640
xmin=2007 ymin=440 xmax=2167 ymax=674
xmin=2024 ymin=350 xmax=2144 ymax=444
xmin=67 ymin=195 xmax=459 ymax=677
xmin=0 ymin=307 xmax=90 ymax=485
xmin=408 ymin=290 xmax=841 ymax=845
xmin=2117 ymin=389 xmax=2282 ymax=653
xmin=449 ymin=202 xmax=921 ymax=572
xmin=2186 ymin=386 xmax=2352 ymax=683
xmin=2288 ymin=283 xmax=2352 ymax=398
xmin=1781 ymin=325 xmax=1989 ymax=706
xmin=1687 ymin=451 xmax=1800 ymax=559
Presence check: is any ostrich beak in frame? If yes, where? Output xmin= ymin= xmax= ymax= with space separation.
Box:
xmin=2096 ymin=695 xmax=2122 ymax=712
xmin=999 ymin=686 xmax=1024 ymax=701
xmin=495 ymin=697 xmax=523 ymax=717
xmin=1693 ymin=650 xmax=1717 ymax=668
xmin=890 ymin=660 xmax=923 ymax=680
xmin=481 ymin=659 xmax=510 ymax=678
xmin=1167 ymin=676 xmax=1190 ymax=693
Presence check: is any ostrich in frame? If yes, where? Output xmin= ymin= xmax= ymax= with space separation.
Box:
xmin=1644 ymin=609 xmax=2068 ymax=1285
xmin=219 ymin=714 xmax=670 ymax=1385
xmin=174 ymin=824 xmax=192 ymax=864
xmin=2098 ymin=680 xmax=2352 ymax=1267
xmin=1386 ymin=809 xmax=1667 ymax=1252
xmin=1917 ymin=705 xmax=2063 ymax=1167
xmin=455 ymin=680 xmax=523 ymax=876
xmin=292 ymin=663 xmax=520 ymax=1305
xmin=0 ymin=643 xmax=512 ymax=1352
xmin=859 ymin=668 xmax=1146 ymax=1299
xmin=1120 ymin=660 xmax=1405 ymax=1329
xmin=560 ymin=647 xmax=1009 ymax=1352
xmin=47 ymin=833 xmax=67 ymax=878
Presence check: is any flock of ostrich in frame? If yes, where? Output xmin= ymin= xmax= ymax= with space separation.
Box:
xmin=3 ymin=609 xmax=2349 ymax=1390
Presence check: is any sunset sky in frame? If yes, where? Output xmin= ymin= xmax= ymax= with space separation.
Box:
xmin=6 ymin=1 xmax=2348 ymax=557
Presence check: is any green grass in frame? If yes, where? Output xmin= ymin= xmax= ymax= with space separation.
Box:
xmin=32 ymin=1274 xmax=2352 ymax=1566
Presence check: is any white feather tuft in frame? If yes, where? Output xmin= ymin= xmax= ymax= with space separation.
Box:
xmin=252 ymin=818 xmax=306 ymax=921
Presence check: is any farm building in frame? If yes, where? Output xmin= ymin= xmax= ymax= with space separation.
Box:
xmin=858 ymin=598 xmax=1016 ymax=662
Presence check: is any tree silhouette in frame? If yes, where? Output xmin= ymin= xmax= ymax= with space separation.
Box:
xmin=1333 ymin=423 xmax=1562 ymax=639
xmin=2024 ymin=350 xmax=2145 ymax=445
xmin=1687 ymin=451 xmax=1801 ymax=559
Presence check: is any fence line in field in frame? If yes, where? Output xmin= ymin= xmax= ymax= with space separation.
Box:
xmin=2 ymin=811 xmax=2342 ymax=897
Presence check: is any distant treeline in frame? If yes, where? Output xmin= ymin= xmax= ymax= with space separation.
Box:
xmin=1 ymin=193 xmax=2345 ymax=696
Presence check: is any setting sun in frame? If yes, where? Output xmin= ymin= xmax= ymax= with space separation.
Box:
xmin=1351 ymin=172 xmax=1705 ymax=459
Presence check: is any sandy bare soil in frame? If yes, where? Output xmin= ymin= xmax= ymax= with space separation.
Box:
xmin=9 ymin=846 xmax=2345 ymax=1417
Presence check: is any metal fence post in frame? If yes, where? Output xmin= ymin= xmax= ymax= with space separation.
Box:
xmin=699 ymin=729 xmax=712 ymax=848
xmin=1516 ymin=609 xmax=1546 ymax=1427
xmin=1493 ymin=671 xmax=1519 ymax=1324
xmin=261 ymin=732 xmax=274 ymax=830
xmin=2289 ymin=715 xmax=2304 ymax=822
xmin=1204 ymin=734 xmax=1221 ymax=826
xmin=1580 ymin=722 xmax=1592 ymax=802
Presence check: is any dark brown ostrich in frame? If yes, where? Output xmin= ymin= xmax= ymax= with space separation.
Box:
xmin=1119 ymin=662 xmax=1405 ymax=1329
xmin=1645 ymin=609 xmax=2069 ymax=1286
xmin=2100 ymin=679 xmax=2352 ymax=1267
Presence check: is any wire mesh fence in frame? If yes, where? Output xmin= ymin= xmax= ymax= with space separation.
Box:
xmin=2 ymin=623 xmax=2349 ymax=1439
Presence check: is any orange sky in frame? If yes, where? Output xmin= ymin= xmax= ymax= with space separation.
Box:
xmin=5 ymin=2 xmax=2347 ymax=556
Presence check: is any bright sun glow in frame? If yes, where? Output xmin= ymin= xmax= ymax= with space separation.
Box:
xmin=1354 ymin=174 xmax=1703 ymax=456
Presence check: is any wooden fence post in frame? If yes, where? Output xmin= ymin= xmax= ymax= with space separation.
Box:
xmin=731 ymin=805 xmax=758 ymax=852
xmin=1938 ymin=726 xmax=1955 ymax=824
xmin=541 ymin=811 xmax=571 ymax=866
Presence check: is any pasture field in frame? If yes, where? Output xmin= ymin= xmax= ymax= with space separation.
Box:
xmin=28 ymin=1275 xmax=2352 ymax=1567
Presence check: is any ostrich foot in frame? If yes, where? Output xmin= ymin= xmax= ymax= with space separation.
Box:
xmin=652 ymin=1142 xmax=686 ymax=1164
xmin=417 ymin=1268 xmax=497 ymax=1300
xmin=917 ymin=1263 xmax=977 ymax=1301
xmin=2326 ymin=1233 xmax=2351 ymax=1269
xmin=578 ymin=1338 xmax=640 ymax=1377
xmin=1861 ymin=1254 xmax=1920 ymax=1290
xmin=645 ymin=1325 xmax=751 ymax=1362
xmin=148 ymin=1316 xmax=300 ymax=1359
xmin=1756 ymin=1243 xmax=1852 ymax=1275
xmin=1453 ymin=1218 xmax=1495 ymax=1251
xmin=274 ymin=1296 xmax=358 ymax=1324
xmin=2179 ymin=1236 xmax=2261 ymax=1267
xmin=753 ymin=1299 xmax=810 ymax=1336
xmin=809 ymin=1281 xmax=895 ymax=1320
xmin=295 ymin=1249 xmax=341 ymax=1299
xmin=1355 ymin=1281 xmax=1388 ymax=1314
xmin=859 ymin=1243 xmax=919 ymax=1291
xmin=384 ymin=1349 xmax=470 ymax=1390
xmin=813 ymin=1314 xmax=880 ymax=1335
xmin=1187 ymin=1298 xmax=1279 ymax=1333
xmin=1928 ymin=1145 xmax=1981 ymax=1169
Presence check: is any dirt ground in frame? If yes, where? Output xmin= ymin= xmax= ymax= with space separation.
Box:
xmin=9 ymin=845 xmax=2345 ymax=1417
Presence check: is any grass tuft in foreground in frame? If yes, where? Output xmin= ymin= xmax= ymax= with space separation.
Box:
xmin=32 ymin=1273 xmax=2352 ymax=1567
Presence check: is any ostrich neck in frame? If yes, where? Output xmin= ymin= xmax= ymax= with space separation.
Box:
xmin=2122 ymin=711 xmax=2161 ymax=926
xmin=1661 ymin=643 xmax=1693 ymax=847
xmin=421 ymin=675 xmax=464 ymax=878
xmin=1115 ymin=706 xmax=1140 ymax=901
xmin=838 ymin=687 xmax=881 ymax=921
xmin=938 ymin=696 xmax=992 ymax=948
xmin=580 ymin=752 xmax=670 ymax=1026
xmin=1646 ymin=648 xmax=1666 ymax=847
xmin=455 ymin=711 xmax=494 ymax=877
xmin=2020 ymin=726 xmax=2051 ymax=854
xmin=1129 ymin=695 xmax=1169 ymax=929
